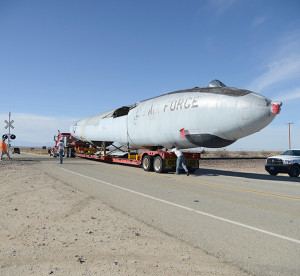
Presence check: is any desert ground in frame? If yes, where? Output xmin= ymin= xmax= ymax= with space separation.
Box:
xmin=0 ymin=155 xmax=268 ymax=275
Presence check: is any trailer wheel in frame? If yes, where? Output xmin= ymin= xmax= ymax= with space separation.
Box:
xmin=153 ymin=156 xmax=165 ymax=173
xmin=142 ymin=155 xmax=153 ymax=171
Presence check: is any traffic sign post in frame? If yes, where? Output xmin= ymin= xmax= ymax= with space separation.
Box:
xmin=3 ymin=112 xmax=15 ymax=149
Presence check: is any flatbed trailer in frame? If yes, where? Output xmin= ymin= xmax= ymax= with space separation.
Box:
xmin=75 ymin=150 xmax=200 ymax=173
xmin=50 ymin=131 xmax=200 ymax=173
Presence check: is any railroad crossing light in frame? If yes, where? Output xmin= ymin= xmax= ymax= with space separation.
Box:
xmin=2 ymin=134 xmax=16 ymax=139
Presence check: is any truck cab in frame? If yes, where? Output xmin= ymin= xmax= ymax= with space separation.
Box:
xmin=265 ymin=149 xmax=300 ymax=177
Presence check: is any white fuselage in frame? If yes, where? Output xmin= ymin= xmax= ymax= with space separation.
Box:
xmin=71 ymin=87 xmax=279 ymax=149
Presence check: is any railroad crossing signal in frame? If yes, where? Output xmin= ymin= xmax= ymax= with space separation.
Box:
xmin=3 ymin=112 xmax=15 ymax=148
xmin=4 ymin=119 xmax=14 ymax=129
xmin=2 ymin=134 xmax=16 ymax=139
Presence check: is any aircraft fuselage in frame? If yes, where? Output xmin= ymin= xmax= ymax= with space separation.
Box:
xmin=71 ymin=82 xmax=281 ymax=150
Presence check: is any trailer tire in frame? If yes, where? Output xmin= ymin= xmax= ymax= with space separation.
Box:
xmin=153 ymin=156 xmax=165 ymax=173
xmin=142 ymin=155 xmax=153 ymax=171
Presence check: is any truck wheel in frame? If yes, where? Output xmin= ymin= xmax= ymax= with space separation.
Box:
xmin=153 ymin=156 xmax=165 ymax=173
xmin=142 ymin=155 xmax=153 ymax=171
xmin=288 ymin=165 xmax=300 ymax=177
xmin=268 ymin=171 xmax=278 ymax=176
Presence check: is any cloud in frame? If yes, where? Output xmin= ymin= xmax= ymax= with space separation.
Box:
xmin=0 ymin=113 xmax=77 ymax=146
xmin=249 ymin=30 xmax=300 ymax=93
xmin=249 ymin=56 xmax=300 ymax=92
xmin=252 ymin=16 xmax=268 ymax=27
xmin=273 ymin=87 xmax=300 ymax=102
xmin=204 ymin=0 xmax=238 ymax=16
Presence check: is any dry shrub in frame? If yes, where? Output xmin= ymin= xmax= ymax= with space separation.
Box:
xmin=260 ymin=150 xmax=282 ymax=157
xmin=213 ymin=149 xmax=230 ymax=158
xmin=238 ymin=151 xmax=248 ymax=157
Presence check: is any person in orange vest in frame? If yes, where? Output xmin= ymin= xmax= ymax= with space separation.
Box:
xmin=1 ymin=137 xmax=11 ymax=160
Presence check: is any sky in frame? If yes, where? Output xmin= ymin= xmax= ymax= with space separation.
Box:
xmin=0 ymin=0 xmax=300 ymax=150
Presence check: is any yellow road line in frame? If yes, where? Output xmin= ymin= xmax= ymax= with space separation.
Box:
xmin=87 ymin=161 xmax=300 ymax=201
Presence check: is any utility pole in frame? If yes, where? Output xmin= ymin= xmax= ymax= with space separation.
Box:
xmin=286 ymin=123 xmax=294 ymax=150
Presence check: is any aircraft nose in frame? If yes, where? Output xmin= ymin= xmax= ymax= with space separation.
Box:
xmin=236 ymin=93 xmax=280 ymax=137
xmin=238 ymin=93 xmax=269 ymax=118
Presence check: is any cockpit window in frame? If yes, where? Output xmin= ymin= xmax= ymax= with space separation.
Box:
xmin=208 ymin=80 xmax=227 ymax=88
xmin=112 ymin=106 xmax=131 ymax=118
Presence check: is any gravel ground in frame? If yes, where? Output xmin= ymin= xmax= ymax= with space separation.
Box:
xmin=199 ymin=158 xmax=267 ymax=174
xmin=0 ymin=159 xmax=260 ymax=276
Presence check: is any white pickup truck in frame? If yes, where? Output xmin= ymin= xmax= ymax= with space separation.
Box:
xmin=265 ymin=149 xmax=300 ymax=177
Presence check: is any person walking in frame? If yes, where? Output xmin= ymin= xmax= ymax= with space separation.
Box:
xmin=1 ymin=137 xmax=11 ymax=160
xmin=170 ymin=146 xmax=189 ymax=176
xmin=57 ymin=139 xmax=65 ymax=164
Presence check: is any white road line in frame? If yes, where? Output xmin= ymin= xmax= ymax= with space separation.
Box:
xmin=57 ymin=166 xmax=300 ymax=245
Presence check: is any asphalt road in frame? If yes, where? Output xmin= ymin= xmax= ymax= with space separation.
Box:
xmin=17 ymin=153 xmax=300 ymax=275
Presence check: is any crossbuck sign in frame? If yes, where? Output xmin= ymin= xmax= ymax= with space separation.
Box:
xmin=4 ymin=119 xmax=14 ymax=129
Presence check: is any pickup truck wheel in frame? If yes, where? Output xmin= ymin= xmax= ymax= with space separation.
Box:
xmin=268 ymin=171 xmax=278 ymax=176
xmin=288 ymin=165 xmax=300 ymax=177
xmin=153 ymin=156 xmax=165 ymax=173
xmin=142 ymin=155 xmax=153 ymax=171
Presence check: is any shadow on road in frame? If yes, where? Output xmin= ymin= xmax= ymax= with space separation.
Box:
xmin=194 ymin=168 xmax=300 ymax=183
xmin=8 ymin=155 xmax=300 ymax=183
xmin=2 ymin=158 xmax=54 ymax=162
